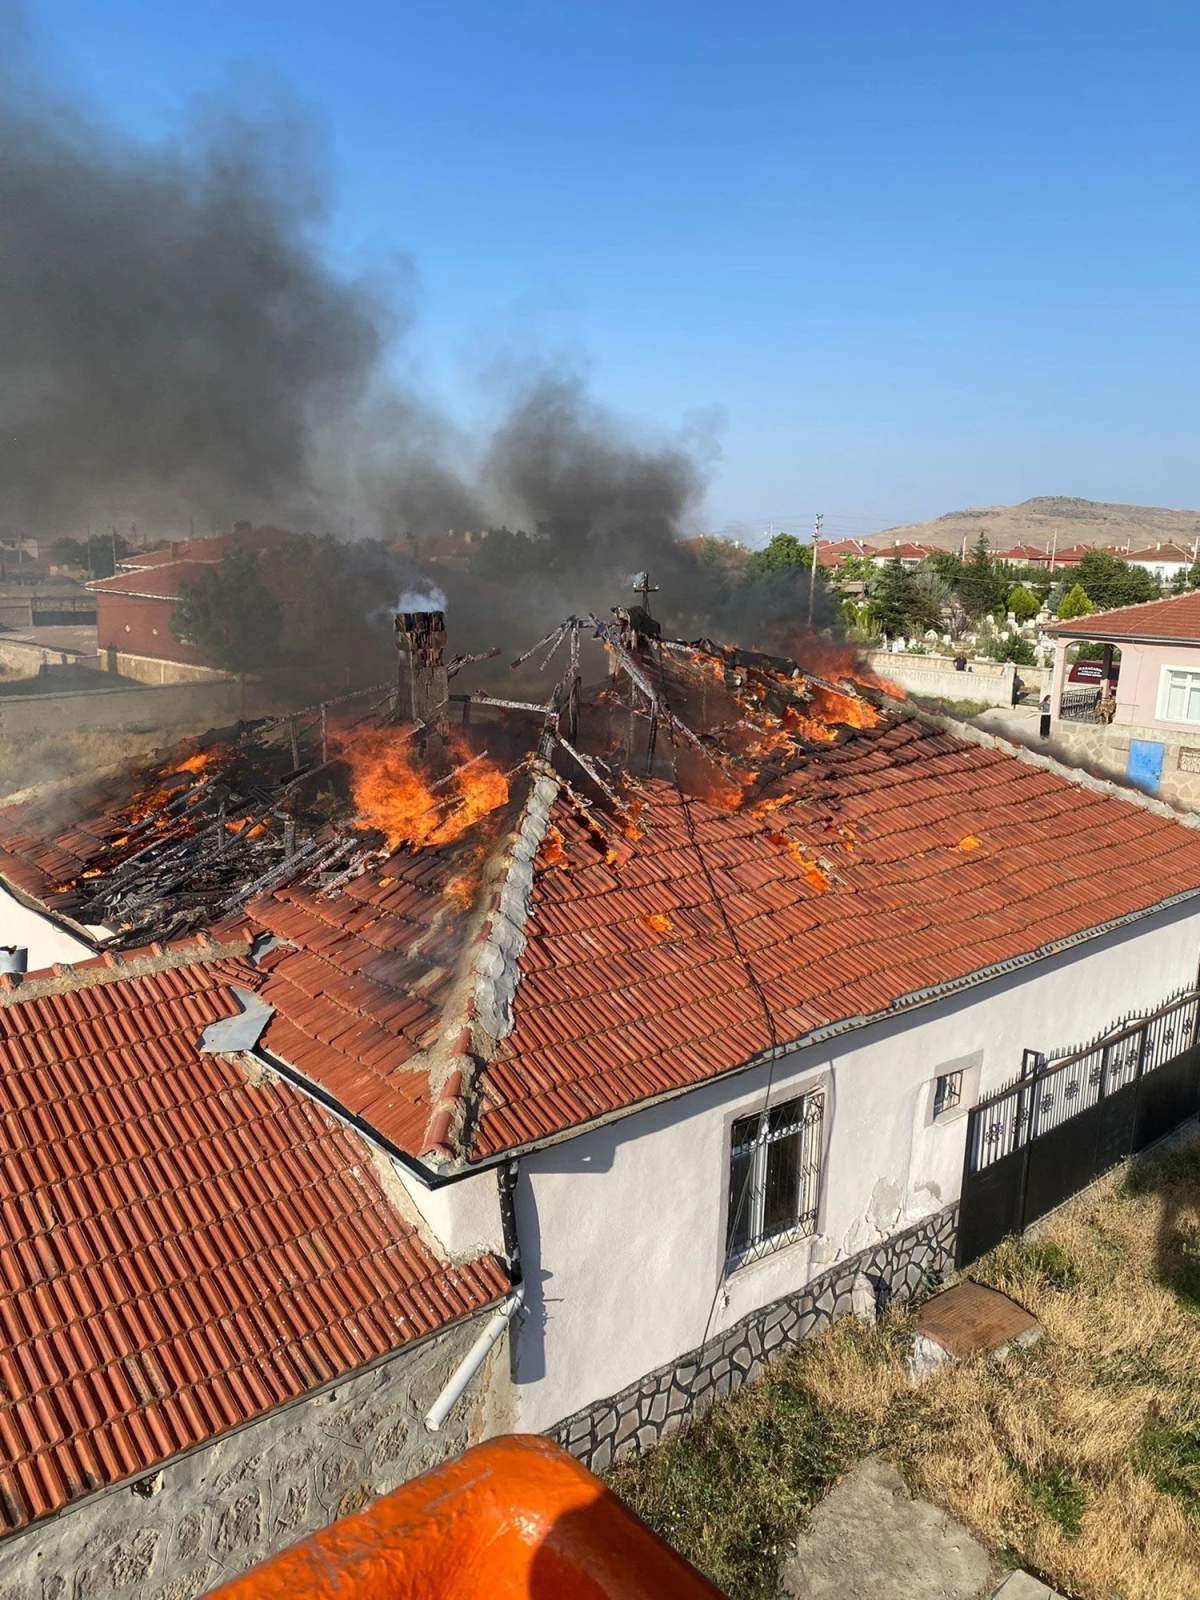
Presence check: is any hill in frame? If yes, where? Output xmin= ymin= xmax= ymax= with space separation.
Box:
xmin=871 ymin=497 xmax=1200 ymax=556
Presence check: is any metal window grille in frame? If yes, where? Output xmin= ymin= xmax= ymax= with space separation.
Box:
xmin=933 ymin=1070 xmax=963 ymax=1120
xmin=726 ymin=1089 xmax=824 ymax=1267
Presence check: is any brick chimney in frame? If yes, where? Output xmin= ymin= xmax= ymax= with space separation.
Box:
xmin=394 ymin=611 xmax=448 ymax=728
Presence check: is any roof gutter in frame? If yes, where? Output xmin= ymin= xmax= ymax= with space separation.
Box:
xmin=257 ymin=875 xmax=1200 ymax=1187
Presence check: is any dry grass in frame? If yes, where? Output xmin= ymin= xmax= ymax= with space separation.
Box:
xmin=613 ymin=1139 xmax=1200 ymax=1599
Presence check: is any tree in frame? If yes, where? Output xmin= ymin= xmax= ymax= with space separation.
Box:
xmin=745 ymin=532 xmax=811 ymax=578
xmin=172 ymin=547 xmax=283 ymax=674
xmin=955 ymin=535 xmax=1006 ymax=621
xmin=1056 ymin=583 xmax=1095 ymax=621
xmin=829 ymin=553 xmax=875 ymax=586
xmin=1007 ymin=585 xmax=1039 ymax=623
xmin=1074 ymin=550 xmax=1157 ymax=611
xmin=49 ymin=532 xmax=129 ymax=578
xmin=870 ymin=554 xmax=935 ymax=638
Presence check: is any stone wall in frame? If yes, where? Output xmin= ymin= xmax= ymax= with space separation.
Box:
xmin=102 ymin=652 xmax=229 ymax=687
xmin=0 ymin=1310 xmax=509 ymax=1600
xmin=549 ymin=1206 xmax=958 ymax=1475
xmin=1049 ymin=719 xmax=1200 ymax=813
xmin=0 ymin=677 xmax=270 ymax=740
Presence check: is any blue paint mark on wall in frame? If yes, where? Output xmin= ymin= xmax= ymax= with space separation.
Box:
xmin=1128 ymin=739 xmax=1165 ymax=793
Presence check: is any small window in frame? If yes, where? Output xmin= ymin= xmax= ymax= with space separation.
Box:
xmin=726 ymin=1089 xmax=824 ymax=1266
xmin=1160 ymin=668 xmax=1200 ymax=725
xmin=933 ymin=1070 xmax=963 ymax=1121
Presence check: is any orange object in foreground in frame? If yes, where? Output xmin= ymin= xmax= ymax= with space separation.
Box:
xmin=208 ymin=1434 xmax=725 ymax=1600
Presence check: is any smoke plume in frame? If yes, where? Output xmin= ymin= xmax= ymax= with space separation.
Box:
xmin=0 ymin=15 xmax=832 ymax=681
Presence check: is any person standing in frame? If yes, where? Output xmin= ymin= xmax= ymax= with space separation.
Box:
xmin=1040 ymin=693 xmax=1052 ymax=739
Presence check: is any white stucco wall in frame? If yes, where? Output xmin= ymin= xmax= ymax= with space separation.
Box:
xmin=0 ymin=884 xmax=93 ymax=971
xmin=504 ymin=899 xmax=1200 ymax=1433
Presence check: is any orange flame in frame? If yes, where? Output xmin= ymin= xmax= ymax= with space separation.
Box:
xmin=765 ymin=832 xmax=831 ymax=892
xmin=172 ymin=748 xmax=223 ymax=776
xmin=642 ymin=911 xmax=674 ymax=935
xmin=785 ymin=629 xmax=905 ymax=701
xmin=336 ymin=729 xmax=509 ymax=850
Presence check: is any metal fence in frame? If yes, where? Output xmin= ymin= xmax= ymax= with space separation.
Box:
xmin=958 ymin=989 xmax=1200 ymax=1267
xmin=1058 ymin=688 xmax=1101 ymax=722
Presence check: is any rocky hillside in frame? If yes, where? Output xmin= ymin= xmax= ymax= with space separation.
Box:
xmin=872 ymin=497 xmax=1200 ymax=555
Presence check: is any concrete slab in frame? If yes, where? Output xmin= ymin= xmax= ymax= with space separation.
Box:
xmin=781 ymin=1458 xmax=998 ymax=1599
xmin=989 ymin=1572 xmax=1067 ymax=1600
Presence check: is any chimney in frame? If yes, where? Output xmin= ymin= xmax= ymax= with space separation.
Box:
xmin=394 ymin=611 xmax=448 ymax=729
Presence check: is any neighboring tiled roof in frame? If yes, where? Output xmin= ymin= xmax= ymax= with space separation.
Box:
xmin=0 ymin=949 xmax=507 ymax=1533
xmin=996 ymin=545 xmax=1051 ymax=562
xmin=1049 ymin=590 xmax=1200 ymax=643
xmin=1124 ymin=544 xmax=1195 ymax=564
xmin=470 ymin=716 xmax=1200 ymax=1157
xmin=118 ymin=536 xmax=230 ymax=571
xmin=872 ymin=543 xmax=935 ymax=560
xmin=86 ymin=560 xmax=215 ymax=601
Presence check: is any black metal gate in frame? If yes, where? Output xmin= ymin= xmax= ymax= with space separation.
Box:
xmin=957 ymin=990 xmax=1200 ymax=1268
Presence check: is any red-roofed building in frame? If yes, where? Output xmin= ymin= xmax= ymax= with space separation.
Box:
xmin=1048 ymin=590 xmax=1200 ymax=808
xmin=995 ymin=543 xmax=1053 ymax=566
xmin=2 ymin=628 xmax=1200 ymax=1590
xmin=869 ymin=541 xmax=936 ymax=566
xmin=0 ymin=939 xmax=509 ymax=1593
xmin=815 ymin=538 xmax=880 ymax=569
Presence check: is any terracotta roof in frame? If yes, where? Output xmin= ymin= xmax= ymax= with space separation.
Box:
xmin=118 ymin=537 xmax=230 ymax=571
xmin=872 ymin=543 xmax=935 ymax=560
xmin=470 ymin=716 xmax=1200 ymax=1157
xmin=0 ymin=949 xmax=507 ymax=1533
xmin=1049 ymin=590 xmax=1200 ymax=643
xmin=996 ymin=545 xmax=1051 ymax=562
xmin=86 ymin=560 xmax=215 ymax=601
xmin=242 ymin=840 xmax=483 ymax=1157
xmin=1124 ymin=544 xmax=1195 ymax=565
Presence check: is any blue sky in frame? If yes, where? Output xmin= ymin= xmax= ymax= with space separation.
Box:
xmin=28 ymin=0 xmax=1200 ymax=543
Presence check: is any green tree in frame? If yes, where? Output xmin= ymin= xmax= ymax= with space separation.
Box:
xmin=955 ymin=535 xmax=1006 ymax=621
xmin=829 ymin=553 xmax=875 ymax=586
xmin=1074 ymin=550 xmax=1158 ymax=611
xmin=1056 ymin=583 xmax=1095 ymax=621
xmin=1007 ymin=585 xmax=1039 ymax=623
xmin=745 ymin=532 xmax=812 ymax=578
xmin=172 ymin=547 xmax=283 ymax=674
xmin=870 ymin=554 xmax=935 ymax=638
xmin=49 ymin=532 xmax=129 ymax=577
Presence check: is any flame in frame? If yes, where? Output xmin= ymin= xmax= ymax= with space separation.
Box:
xmin=642 ymin=911 xmax=674 ymax=935
xmin=336 ymin=728 xmax=509 ymax=850
xmin=785 ymin=629 xmax=905 ymax=701
xmin=803 ymin=682 xmax=880 ymax=731
xmin=172 ymin=748 xmax=223 ymax=776
xmin=765 ymin=832 xmax=831 ymax=892
xmin=956 ymin=835 xmax=981 ymax=851
xmin=542 ymin=825 xmax=567 ymax=867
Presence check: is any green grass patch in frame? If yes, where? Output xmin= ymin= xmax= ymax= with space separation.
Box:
xmin=1020 ymin=1465 xmax=1086 ymax=1540
xmin=1137 ymin=1412 xmax=1200 ymax=1516
xmin=972 ymin=1235 xmax=1081 ymax=1292
xmin=610 ymin=1362 xmax=871 ymax=1599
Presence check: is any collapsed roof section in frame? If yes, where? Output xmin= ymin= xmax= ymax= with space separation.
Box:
xmin=3 ymin=613 xmax=1200 ymax=1176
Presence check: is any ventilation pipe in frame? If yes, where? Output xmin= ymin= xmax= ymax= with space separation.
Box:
xmin=0 ymin=947 xmax=28 ymax=976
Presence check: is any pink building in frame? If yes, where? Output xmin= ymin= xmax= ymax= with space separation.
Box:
xmin=1049 ymin=591 xmax=1200 ymax=806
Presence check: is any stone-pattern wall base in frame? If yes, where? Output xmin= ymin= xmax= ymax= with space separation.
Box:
xmin=1050 ymin=720 xmax=1200 ymax=814
xmin=0 ymin=1311 xmax=505 ymax=1600
xmin=550 ymin=1207 xmax=958 ymax=1474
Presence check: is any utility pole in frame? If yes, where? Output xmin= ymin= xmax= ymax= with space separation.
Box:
xmin=807 ymin=512 xmax=823 ymax=626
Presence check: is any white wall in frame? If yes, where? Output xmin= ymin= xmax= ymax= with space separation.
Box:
xmin=0 ymin=884 xmax=93 ymax=971
xmin=508 ymin=900 xmax=1199 ymax=1432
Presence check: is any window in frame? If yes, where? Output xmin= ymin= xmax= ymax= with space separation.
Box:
xmin=933 ymin=1070 xmax=962 ymax=1120
xmin=726 ymin=1089 xmax=824 ymax=1265
xmin=1159 ymin=667 xmax=1200 ymax=726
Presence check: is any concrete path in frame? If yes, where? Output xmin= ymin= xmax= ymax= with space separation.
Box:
xmin=780 ymin=1459 xmax=1067 ymax=1599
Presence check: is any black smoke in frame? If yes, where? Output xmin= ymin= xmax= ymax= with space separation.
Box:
xmin=0 ymin=14 xmax=832 ymax=681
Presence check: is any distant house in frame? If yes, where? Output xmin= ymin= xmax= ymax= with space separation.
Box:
xmin=87 ymin=529 xmax=288 ymax=680
xmin=995 ymin=543 xmax=1053 ymax=567
xmin=1049 ymin=590 xmax=1200 ymax=808
xmin=1123 ymin=543 xmax=1196 ymax=584
xmin=815 ymin=538 xmax=880 ymax=569
xmin=869 ymin=541 xmax=936 ymax=567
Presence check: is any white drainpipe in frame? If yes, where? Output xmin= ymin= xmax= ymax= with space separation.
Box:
xmin=423 ymin=1285 xmax=525 ymax=1432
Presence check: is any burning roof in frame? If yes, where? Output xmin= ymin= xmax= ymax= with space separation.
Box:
xmin=3 ymin=603 xmax=1200 ymax=1172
